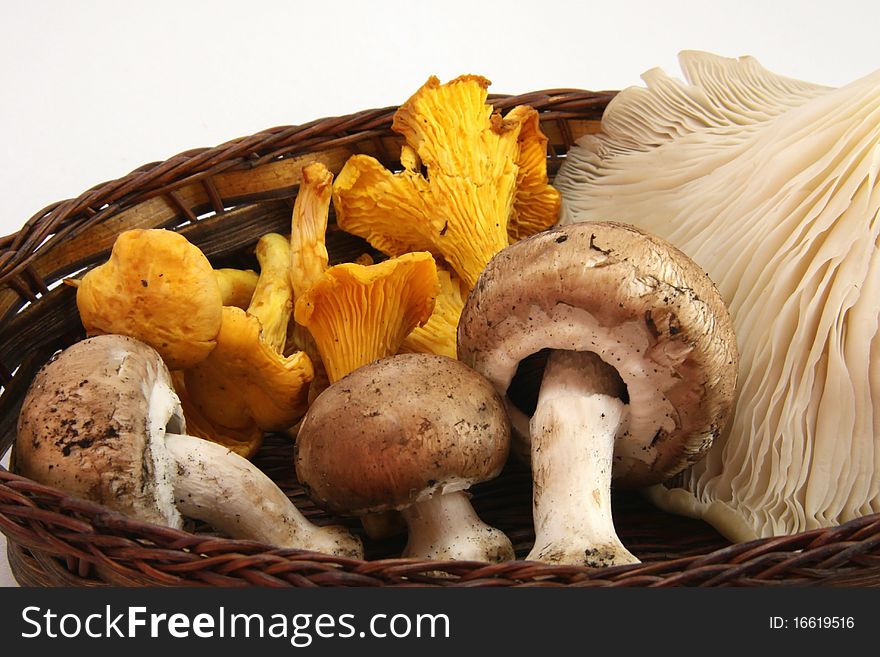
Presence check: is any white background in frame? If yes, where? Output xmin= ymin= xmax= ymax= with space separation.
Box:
xmin=2 ymin=0 xmax=878 ymax=586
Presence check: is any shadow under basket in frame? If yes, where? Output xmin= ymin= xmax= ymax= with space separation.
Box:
xmin=2 ymin=89 xmax=880 ymax=587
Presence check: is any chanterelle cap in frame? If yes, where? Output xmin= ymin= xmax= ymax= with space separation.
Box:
xmin=295 ymin=353 xmax=510 ymax=515
xmin=457 ymin=221 xmax=738 ymax=487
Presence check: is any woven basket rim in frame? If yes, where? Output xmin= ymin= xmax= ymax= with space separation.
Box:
xmin=0 ymin=87 xmax=617 ymax=287
xmin=4 ymin=461 xmax=880 ymax=587
xmin=2 ymin=87 xmax=879 ymax=587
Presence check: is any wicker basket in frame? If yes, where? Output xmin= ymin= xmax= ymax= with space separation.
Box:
xmin=2 ymin=89 xmax=880 ymax=587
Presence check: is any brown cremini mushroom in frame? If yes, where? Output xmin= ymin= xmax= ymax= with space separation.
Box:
xmin=14 ymin=335 xmax=362 ymax=557
xmin=457 ymin=221 xmax=738 ymax=567
xmin=295 ymin=353 xmax=514 ymax=562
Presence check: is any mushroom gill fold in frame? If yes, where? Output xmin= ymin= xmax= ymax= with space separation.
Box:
xmin=555 ymin=50 xmax=880 ymax=541
xmin=294 ymin=252 xmax=440 ymax=383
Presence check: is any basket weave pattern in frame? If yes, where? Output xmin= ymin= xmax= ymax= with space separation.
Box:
xmin=2 ymin=89 xmax=880 ymax=586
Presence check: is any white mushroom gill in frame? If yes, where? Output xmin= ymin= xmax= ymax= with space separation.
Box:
xmin=479 ymin=299 xmax=687 ymax=476
xmin=555 ymin=50 xmax=880 ymax=541
xmin=145 ymin=375 xmax=186 ymax=530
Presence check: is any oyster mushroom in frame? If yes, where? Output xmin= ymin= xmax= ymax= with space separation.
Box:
xmin=457 ymin=222 xmax=738 ymax=566
xmin=554 ymin=51 xmax=880 ymax=540
xmin=14 ymin=335 xmax=362 ymax=558
xmin=296 ymin=353 xmax=513 ymax=562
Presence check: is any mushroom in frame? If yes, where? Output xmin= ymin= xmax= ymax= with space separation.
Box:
xmin=215 ymin=268 xmax=259 ymax=309
xmin=553 ymin=51 xmax=880 ymax=540
xmin=183 ymin=233 xmax=314 ymax=437
xmin=295 ymin=353 xmax=514 ymax=562
xmin=287 ymin=164 xmax=441 ymax=540
xmin=74 ymin=229 xmax=223 ymax=369
xmin=287 ymin=162 xmax=334 ymax=401
xmin=245 ymin=232 xmax=296 ymax=355
xmin=399 ymin=265 xmax=467 ymax=359
xmin=289 ymin=162 xmax=333 ymax=301
xmin=14 ymin=334 xmax=362 ymax=558
xmin=332 ymin=75 xmax=560 ymax=290
xmin=293 ymin=252 xmax=439 ymax=384
xmin=507 ymin=102 xmax=563 ymax=242
xmin=169 ymin=370 xmax=264 ymax=459
xmin=182 ymin=306 xmax=314 ymax=434
xmin=457 ymin=221 xmax=738 ymax=566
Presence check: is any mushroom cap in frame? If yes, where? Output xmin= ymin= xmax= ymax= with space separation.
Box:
xmin=554 ymin=52 xmax=880 ymax=539
xmin=457 ymin=221 xmax=738 ymax=487
xmin=75 ymin=229 xmax=223 ymax=370
xmin=506 ymin=104 xmax=562 ymax=242
xmin=214 ymin=268 xmax=259 ymax=310
xmin=295 ymin=353 xmax=510 ymax=515
xmin=289 ymin=162 xmax=334 ymax=300
xmin=14 ymin=334 xmax=184 ymax=527
xmin=184 ymin=306 xmax=314 ymax=432
xmin=169 ymin=370 xmax=264 ymax=459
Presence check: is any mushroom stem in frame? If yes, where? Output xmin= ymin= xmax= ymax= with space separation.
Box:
xmin=526 ymin=350 xmax=640 ymax=567
xmin=164 ymin=433 xmax=363 ymax=558
xmin=400 ymin=490 xmax=514 ymax=562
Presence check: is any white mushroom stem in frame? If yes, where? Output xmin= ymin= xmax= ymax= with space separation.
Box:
xmin=400 ymin=490 xmax=515 ymax=562
xmin=526 ymin=350 xmax=639 ymax=567
xmin=164 ymin=433 xmax=363 ymax=558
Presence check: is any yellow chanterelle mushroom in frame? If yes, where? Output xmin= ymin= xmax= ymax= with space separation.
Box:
xmin=74 ymin=229 xmax=223 ymax=370
xmin=332 ymin=75 xmax=560 ymax=290
xmin=170 ymin=370 xmax=264 ymax=459
xmin=184 ymin=233 xmax=314 ymax=439
xmin=294 ymin=253 xmax=439 ymax=384
xmin=399 ymin=265 xmax=467 ymax=359
xmin=289 ymin=162 xmax=442 ymax=382
xmin=214 ymin=268 xmax=259 ymax=310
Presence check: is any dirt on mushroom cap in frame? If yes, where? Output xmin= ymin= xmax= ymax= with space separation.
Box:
xmin=457 ymin=221 xmax=738 ymax=487
xmin=15 ymin=335 xmax=184 ymax=528
xmin=295 ymin=353 xmax=511 ymax=515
